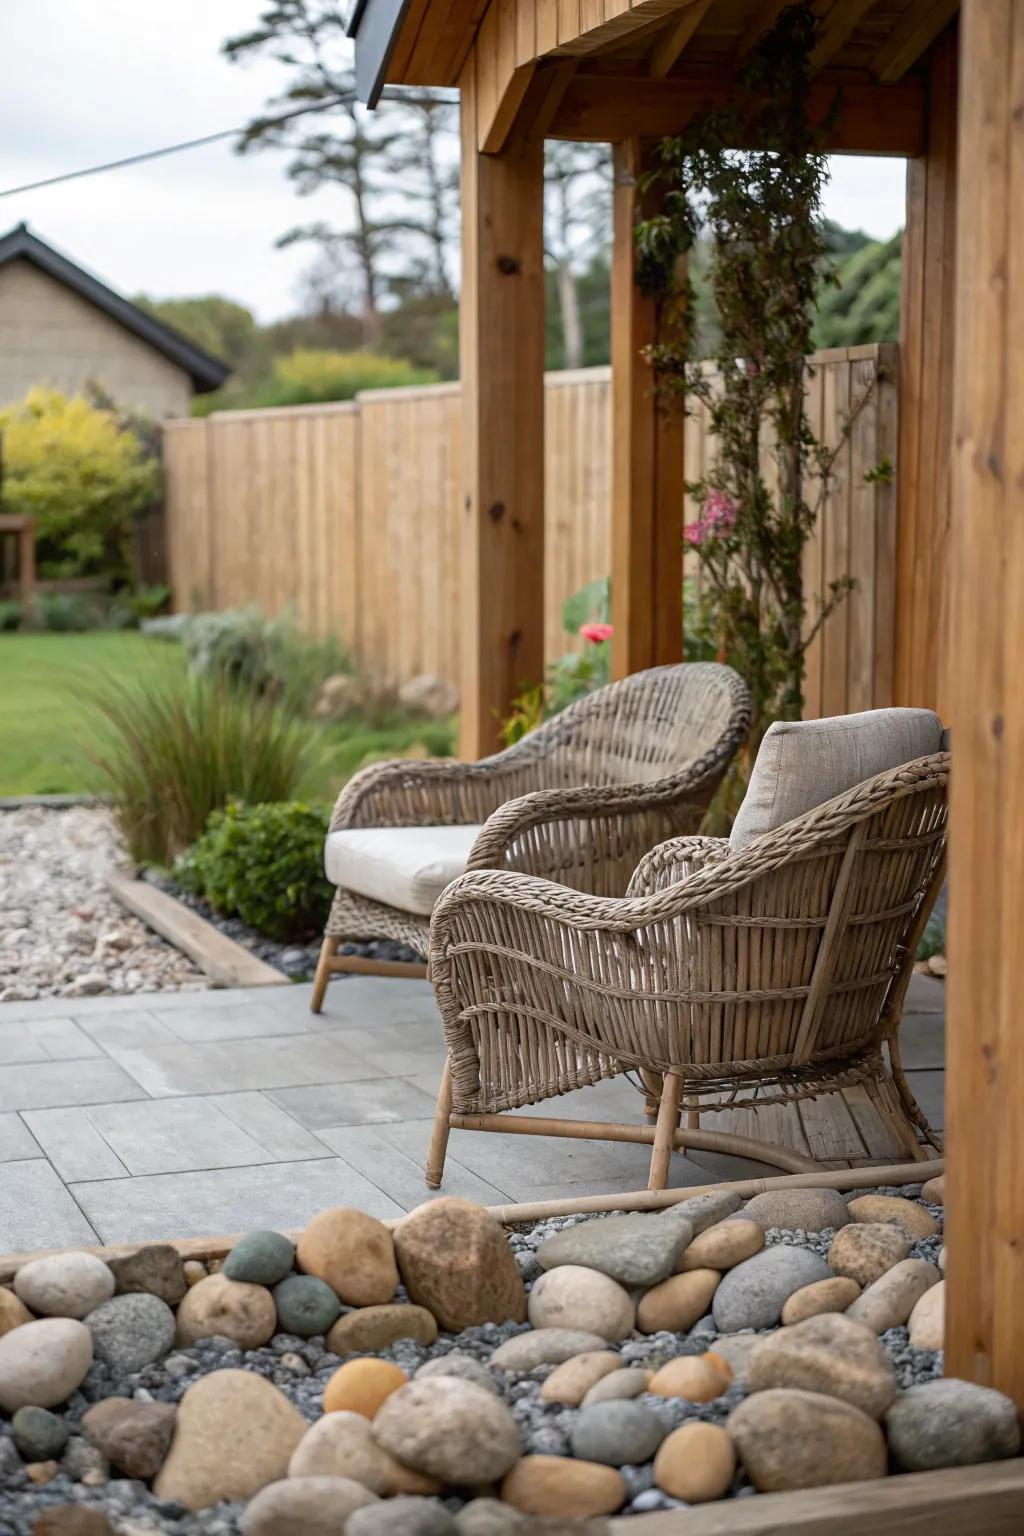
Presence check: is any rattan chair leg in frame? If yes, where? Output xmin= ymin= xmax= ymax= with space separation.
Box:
xmin=426 ymin=1061 xmax=454 ymax=1190
xmin=887 ymin=1032 xmax=945 ymax=1153
xmin=310 ymin=936 xmax=338 ymax=1013
xmin=649 ymin=1072 xmax=683 ymax=1191
xmin=640 ymin=1069 xmax=663 ymax=1123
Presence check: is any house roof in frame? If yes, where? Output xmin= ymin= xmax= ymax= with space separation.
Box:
xmin=0 ymin=224 xmax=230 ymax=393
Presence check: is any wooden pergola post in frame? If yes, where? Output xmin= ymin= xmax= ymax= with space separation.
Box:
xmin=458 ymin=54 xmax=546 ymax=759
xmin=945 ymin=0 xmax=1024 ymax=1409
xmin=610 ymin=138 xmax=685 ymax=681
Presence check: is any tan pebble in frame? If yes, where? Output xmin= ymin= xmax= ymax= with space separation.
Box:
xmin=827 ymin=1223 xmax=910 ymax=1287
xmin=702 ymin=1350 xmax=734 ymax=1385
xmin=781 ymin=1276 xmax=861 ymax=1326
xmin=907 ymin=1279 xmax=945 ymax=1350
xmin=538 ymin=1351 xmax=620 ymax=1406
xmin=241 ymin=1475 xmax=378 ymax=1535
xmin=500 ymin=1455 xmax=625 ymax=1518
xmin=647 ymin=1355 xmax=729 ymax=1403
xmin=921 ymin=1174 xmax=945 ymax=1206
xmin=728 ymin=1387 xmax=887 ymax=1490
xmin=846 ymin=1195 xmax=938 ymax=1241
xmin=372 ymin=1376 xmax=522 ymax=1486
xmin=654 ymin=1422 xmax=735 ymax=1502
xmin=394 ymin=1199 xmax=527 ymax=1332
xmin=326 ymin=1304 xmax=437 ymax=1357
xmin=677 ymin=1220 xmax=764 ymax=1273
xmin=0 ymin=1288 xmax=34 ymax=1336
xmin=288 ymin=1410 xmax=438 ymax=1497
xmin=26 ymin=1460 xmax=59 ymax=1484
xmin=322 ymin=1359 xmax=407 ymax=1419
xmin=182 ymin=1261 xmax=207 ymax=1288
xmin=580 ymin=1367 xmax=651 ymax=1407
xmin=297 ymin=1208 xmax=398 ymax=1307
xmin=528 ymin=1267 xmax=634 ymax=1342
xmin=153 ymin=1370 xmax=306 ymax=1510
xmin=636 ymin=1269 xmax=720 ymax=1334
xmin=747 ymin=1313 xmax=895 ymax=1420
xmin=846 ymin=1260 xmax=941 ymax=1334
xmin=174 ymin=1274 xmax=276 ymax=1351
xmin=927 ymin=954 xmax=946 ymax=977
xmin=206 ymin=1259 xmax=223 ymax=1275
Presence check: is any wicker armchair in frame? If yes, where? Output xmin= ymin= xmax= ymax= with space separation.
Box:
xmin=425 ymin=750 xmax=949 ymax=1190
xmin=311 ymin=663 xmax=750 ymax=1007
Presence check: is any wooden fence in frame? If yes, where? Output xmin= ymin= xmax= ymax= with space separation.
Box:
xmin=163 ymin=343 xmax=898 ymax=717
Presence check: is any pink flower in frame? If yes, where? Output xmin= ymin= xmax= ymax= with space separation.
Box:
xmin=580 ymin=621 xmax=613 ymax=644
xmin=684 ymin=520 xmax=708 ymax=546
xmin=704 ymin=488 xmax=737 ymax=530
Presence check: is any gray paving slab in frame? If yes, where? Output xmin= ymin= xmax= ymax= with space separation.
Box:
xmin=21 ymin=1016 xmax=106 ymax=1061
xmin=893 ymin=1012 xmax=945 ymax=1070
xmin=267 ymin=1078 xmax=438 ymax=1129
xmin=0 ymin=1159 xmax=98 ymax=1250
xmin=84 ymin=1097 xmax=282 ymax=1176
xmin=158 ymin=1002 xmax=314 ymax=1043
xmin=74 ymin=1010 xmax=179 ymax=1051
xmin=0 ymin=1113 xmax=41 ymax=1162
xmin=22 ymin=1107 xmax=130 ymax=1182
xmin=311 ymin=976 xmax=436 ymax=1027
xmin=100 ymin=1034 xmax=381 ymax=1098
xmin=0 ymin=1059 xmax=147 ymax=1113
xmin=903 ymin=1069 xmax=945 ymax=1131
xmin=904 ymin=974 xmax=946 ymax=1014
xmin=205 ymin=1092 xmax=332 ymax=1162
xmin=381 ymin=1117 xmax=657 ymax=1194
xmin=319 ymin=1124 xmax=508 ymax=1208
xmin=0 ymin=1026 xmax=50 ymax=1066
xmin=72 ymin=1158 xmax=404 ymax=1242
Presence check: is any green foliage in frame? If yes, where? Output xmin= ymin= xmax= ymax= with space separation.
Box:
xmin=813 ymin=232 xmax=901 ymax=349
xmin=562 ymin=577 xmax=610 ymax=635
xmin=114 ymin=584 xmax=171 ymax=625
xmin=83 ymin=671 xmax=320 ymax=866
xmin=0 ymin=388 xmax=161 ymax=583
xmin=0 ymin=600 xmax=22 ymax=632
xmin=175 ymin=799 xmax=332 ymax=942
xmin=177 ymin=606 xmax=351 ymax=715
xmin=917 ymin=908 xmax=946 ymax=962
xmin=29 ymin=592 xmax=101 ymax=632
xmin=134 ymin=294 xmax=258 ymax=370
xmin=320 ymin=716 xmax=455 ymax=783
xmin=252 ymin=349 xmax=437 ymax=408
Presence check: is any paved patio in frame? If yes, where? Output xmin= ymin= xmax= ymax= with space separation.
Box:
xmin=0 ymin=973 xmax=946 ymax=1253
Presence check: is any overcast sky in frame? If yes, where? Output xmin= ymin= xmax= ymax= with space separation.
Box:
xmin=0 ymin=0 xmax=909 ymax=324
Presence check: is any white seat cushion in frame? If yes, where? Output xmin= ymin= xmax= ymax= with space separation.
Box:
xmin=324 ymin=825 xmax=484 ymax=916
xmin=729 ymin=708 xmax=944 ymax=851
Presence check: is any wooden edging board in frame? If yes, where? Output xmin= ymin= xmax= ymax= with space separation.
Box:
xmin=105 ymin=868 xmax=285 ymax=989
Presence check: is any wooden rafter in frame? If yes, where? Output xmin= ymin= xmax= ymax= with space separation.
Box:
xmin=735 ymin=0 xmax=792 ymax=61
xmin=809 ymin=0 xmax=882 ymax=71
xmin=539 ymin=0 xmax=712 ymax=58
xmin=872 ymin=0 xmax=960 ymax=84
xmin=648 ymin=0 xmax=715 ymax=78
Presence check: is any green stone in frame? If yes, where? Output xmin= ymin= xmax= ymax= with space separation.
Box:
xmin=12 ymin=1404 xmax=70 ymax=1462
xmin=222 ymin=1230 xmax=296 ymax=1286
xmin=272 ymin=1274 xmax=342 ymax=1338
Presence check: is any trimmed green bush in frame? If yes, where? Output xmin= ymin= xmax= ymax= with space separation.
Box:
xmin=176 ymin=800 xmax=331 ymax=941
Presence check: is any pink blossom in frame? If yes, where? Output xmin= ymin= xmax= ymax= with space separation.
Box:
xmin=684 ymin=520 xmax=708 ymax=546
xmin=580 ymin=621 xmax=613 ymax=644
xmin=704 ymin=488 xmax=737 ymax=530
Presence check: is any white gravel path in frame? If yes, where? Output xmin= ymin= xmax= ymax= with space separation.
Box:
xmin=0 ymin=805 xmax=207 ymax=1001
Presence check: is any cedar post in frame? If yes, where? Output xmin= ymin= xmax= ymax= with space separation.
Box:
xmin=610 ymin=138 xmax=685 ymax=681
xmin=458 ymin=52 xmax=546 ymax=759
xmin=945 ymin=0 xmax=1024 ymax=1409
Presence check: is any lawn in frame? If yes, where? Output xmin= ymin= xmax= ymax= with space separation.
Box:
xmin=0 ymin=633 xmax=455 ymax=799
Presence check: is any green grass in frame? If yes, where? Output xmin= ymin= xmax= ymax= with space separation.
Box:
xmin=0 ymin=633 xmax=455 ymax=799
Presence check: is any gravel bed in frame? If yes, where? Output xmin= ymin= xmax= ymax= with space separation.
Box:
xmin=0 ymin=807 xmax=206 ymax=1002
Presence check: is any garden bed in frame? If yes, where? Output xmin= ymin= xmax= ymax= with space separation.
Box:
xmin=2 ymin=1164 xmax=1021 ymax=1536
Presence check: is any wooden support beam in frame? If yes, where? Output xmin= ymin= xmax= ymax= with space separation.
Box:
xmin=548 ymin=69 xmax=926 ymax=154
xmin=458 ymin=53 xmax=546 ymax=758
xmin=894 ymin=23 xmax=957 ymax=715
xmin=872 ymin=0 xmax=960 ymax=84
xmin=545 ymin=0 xmax=708 ymax=58
xmin=610 ymin=139 xmax=684 ymax=681
xmin=946 ymin=0 xmax=1024 ymax=1411
xmin=648 ymin=0 xmax=714 ymax=78
xmin=810 ymin=0 xmax=882 ymax=71
xmin=473 ymin=0 xmax=537 ymax=152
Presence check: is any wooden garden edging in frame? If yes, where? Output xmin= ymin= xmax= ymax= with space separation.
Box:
xmin=105 ymin=869 xmax=284 ymax=989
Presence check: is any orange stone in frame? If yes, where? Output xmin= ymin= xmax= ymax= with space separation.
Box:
xmin=702 ymin=1350 xmax=734 ymax=1386
xmin=654 ymin=1422 xmax=735 ymax=1502
xmin=501 ymin=1455 xmax=625 ymax=1518
xmin=647 ymin=1355 xmax=730 ymax=1403
xmin=322 ymin=1358 xmax=408 ymax=1420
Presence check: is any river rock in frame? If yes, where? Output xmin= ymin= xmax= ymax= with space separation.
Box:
xmin=747 ymin=1312 xmax=896 ymax=1418
xmin=653 ymin=1422 xmax=735 ymax=1502
xmin=174 ymin=1273 xmax=276 ymax=1350
xmin=0 ymin=1318 xmax=93 ymax=1412
xmin=81 ymin=1398 xmax=177 ymax=1479
xmin=528 ymin=1267 xmax=634 ymax=1342
xmin=14 ymin=1254 xmax=114 ymax=1320
xmin=490 ymin=1330 xmax=610 ymax=1371
xmin=322 ymin=1358 xmax=407 ymax=1418
xmin=327 ymin=1303 xmax=437 ymax=1356
xmin=647 ymin=1355 xmax=730 ymax=1402
xmin=581 ymin=1367 xmax=651 ymax=1406
xmin=847 ymin=1194 xmax=939 ymax=1240
xmin=706 ymin=1334 xmax=762 ymax=1382
xmin=727 ymin=1388 xmax=887 ymax=1490
xmin=907 ymin=1278 xmax=945 ymax=1348
xmin=394 ymin=1199 xmax=526 ymax=1331
xmin=348 ymin=1497 xmax=456 ymax=1536
xmin=0 ymin=1287 xmax=34 ymax=1335
xmin=537 ymin=1214 xmax=691 ymax=1288
xmin=570 ymin=1401 xmax=666 ymax=1466
xmin=12 ymin=1406 xmax=69 ymax=1462
xmin=223 ymin=1231 xmax=297 ymax=1288
xmin=885 ymin=1379 xmax=1021 ymax=1470
xmin=847 ymin=1259 xmax=940 ymax=1334
xmin=298 ymin=1208 xmax=398 ymax=1307
xmin=242 ymin=1476 xmax=378 ymax=1536
xmin=289 ymin=1411 xmax=439 ymax=1496
xmin=677 ymin=1219 xmax=764 ymax=1272
xmin=153 ymin=1369 xmax=306 ymax=1509
xmin=30 ymin=1510 xmax=113 ymax=1536
xmin=539 ymin=1351 xmax=621 ymax=1406
xmin=828 ymin=1223 xmax=910 ymax=1286
xmin=664 ymin=1191 xmax=742 ymax=1233
xmin=86 ymin=1292 xmax=176 ymax=1375
xmin=713 ymin=1246 xmax=832 ymax=1332
xmin=416 ymin=1352 xmax=501 ymax=1395
xmin=636 ymin=1269 xmax=720 ymax=1333
xmin=108 ymin=1244 xmax=187 ymax=1306
xmin=455 ymin=1500 xmax=531 ymax=1534
xmin=921 ymin=1174 xmax=945 ymax=1205
xmin=501 ymin=1456 xmax=625 ymax=1518
xmin=781 ymin=1276 xmax=861 ymax=1325
xmin=272 ymin=1275 xmax=341 ymax=1338
xmin=373 ymin=1376 xmax=522 ymax=1484
xmin=741 ymin=1189 xmax=851 ymax=1232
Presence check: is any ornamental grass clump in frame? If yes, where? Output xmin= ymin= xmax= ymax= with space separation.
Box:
xmin=83 ymin=671 xmax=320 ymax=867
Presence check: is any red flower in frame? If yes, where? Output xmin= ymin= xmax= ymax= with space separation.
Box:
xmin=579 ymin=622 xmax=613 ymax=644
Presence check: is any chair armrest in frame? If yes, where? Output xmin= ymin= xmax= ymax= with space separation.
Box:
xmin=627 ymin=836 xmax=731 ymax=897
xmin=328 ymin=756 xmax=529 ymax=832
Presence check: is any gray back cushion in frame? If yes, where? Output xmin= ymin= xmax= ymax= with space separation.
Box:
xmin=729 ymin=708 xmax=945 ymax=851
